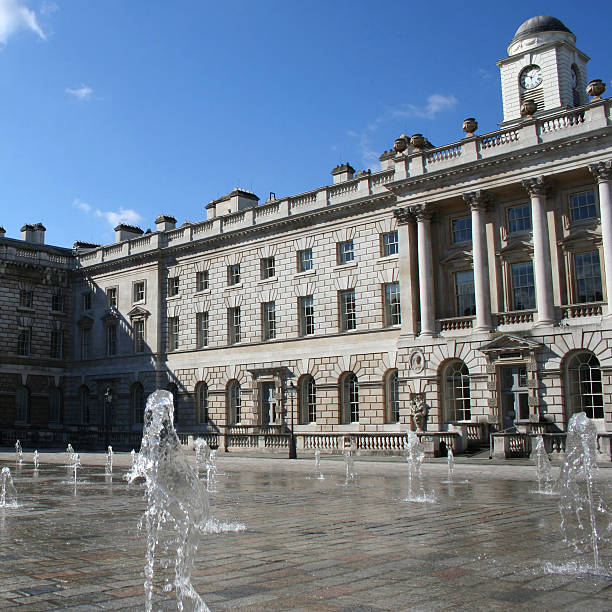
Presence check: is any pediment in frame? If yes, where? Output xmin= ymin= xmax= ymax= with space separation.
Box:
xmin=497 ymin=237 xmax=533 ymax=258
xmin=101 ymin=309 xmax=120 ymax=324
xmin=439 ymin=246 xmax=472 ymax=266
xmin=128 ymin=306 xmax=151 ymax=319
xmin=479 ymin=333 xmax=541 ymax=354
xmin=558 ymin=228 xmax=601 ymax=251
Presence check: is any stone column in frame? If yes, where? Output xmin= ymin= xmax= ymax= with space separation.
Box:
xmin=522 ymin=177 xmax=555 ymax=325
xmin=393 ymin=207 xmax=419 ymax=336
xmin=463 ymin=190 xmax=491 ymax=331
xmin=411 ymin=203 xmax=435 ymax=336
xmin=589 ymin=161 xmax=612 ymax=312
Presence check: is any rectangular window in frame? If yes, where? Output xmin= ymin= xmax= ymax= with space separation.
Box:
xmin=196 ymin=270 xmax=209 ymax=292
xmin=299 ymin=295 xmax=315 ymax=336
xmin=228 ymin=307 xmax=241 ymax=344
xmin=455 ymin=270 xmax=476 ymax=316
xmin=511 ymin=262 xmax=536 ymax=310
xmin=339 ymin=289 xmax=356 ymax=331
xmin=196 ymin=312 xmax=209 ymax=348
xmin=51 ymin=293 xmax=64 ymax=312
xmin=106 ymin=325 xmax=117 ymax=356
xmin=575 ymin=251 xmax=603 ymax=303
xmin=50 ymin=330 xmax=63 ymax=359
xmin=298 ymin=248 xmax=313 ymax=272
xmin=17 ymin=328 xmax=31 ymax=356
xmin=133 ymin=319 xmax=145 ymax=353
xmin=570 ymin=190 xmax=597 ymax=222
xmin=80 ymin=327 xmax=91 ymax=359
xmin=168 ymin=276 xmax=180 ymax=297
xmin=507 ymin=204 xmax=532 ymax=234
xmin=383 ymin=282 xmax=401 ymax=326
xmin=227 ymin=264 xmax=241 ymax=286
xmin=81 ymin=291 xmax=92 ymax=311
xmin=168 ymin=317 xmax=179 ymax=351
xmin=133 ymin=281 xmax=145 ymax=303
xmin=106 ymin=287 xmax=118 ymax=308
xmin=337 ymin=240 xmax=354 ymax=265
xmin=19 ymin=290 xmax=33 ymax=309
xmin=452 ymin=217 xmax=472 ymax=243
xmin=260 ymin=257 xmax=275 ymax=280
xmin=381 ymin=231 xmax=399 ymax=257
xmin=261 ymin=301 xmax=276 ymax=340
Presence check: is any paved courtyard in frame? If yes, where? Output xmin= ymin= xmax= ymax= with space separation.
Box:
xmin=0 ymin=450 xmax=611 ymax=611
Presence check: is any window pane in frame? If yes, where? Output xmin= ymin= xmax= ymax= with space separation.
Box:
xmin=381 ymin=231 xmax=399 ymax=256
xmin=575 ymin=251 xmax=603 ymax=303
xmin=452 ymin=217 xmax=472 ymax=243
xmin=383 ymin=283 xmax=401 ymax=326
xmin=508 ymin=204 xmax=532 ymax=233
xmin=455 ymin=270 xmax=475 ymax=316
xmin=445 ymin=362 xmax=471 ymax=421
xmin=511 ymin=262 xmax=536 ymax=310
xmin=569 ymin=190 xmax=596 ymax=222
xmin=337 ymin=241 xmax=354 ymax=265
xmin=339 ymin=290 xmax=356 ymax=331
xmin=298 ymin=249 xmax=313 ymax=272
xmin=299 ymin=296 xmax=314 ymax=336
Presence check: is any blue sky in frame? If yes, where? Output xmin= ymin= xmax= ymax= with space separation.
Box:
xmin=1 ymin=0 xmax=610 ymax=247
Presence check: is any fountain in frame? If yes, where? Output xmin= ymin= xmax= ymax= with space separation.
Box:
xmin=15 ymin=440 xmax=23 ymax=464
xmin=404 ymin=430 xmax=435 ymax=503
xmin=446 ymin=448 xmax=454 ymax=484
xmin=0 ymin=467 xmax=19 ymax=508
xmin=206 ymin=449 xmax=218 ymax=493
xmin=66 ymin=443 xmax=76 ymax=466
xmin=33 ymin=450 xmax=40 ymax=471
xmin=534 ymin=435 xmax=555 ymax=495
xmin=313 ymin=449 xmax=324 ymax=480
xmin=557 ymin=412 xmax=610 ymax=575
xmin=342 ymin=449 xmax=357 ymax=485
xmin=71 ymin=453 xmax=81 ymax=484
xmin=105 ymin=446 xmax=113 ymax=475
xmin=127 ymin=390 xmax=210 ymax=612
xmin=194 ymin=438 xmax=210 ymax=479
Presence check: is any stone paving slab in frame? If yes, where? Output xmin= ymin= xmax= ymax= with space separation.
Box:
xmin=0 ymin=452 xmax=611 ymax=610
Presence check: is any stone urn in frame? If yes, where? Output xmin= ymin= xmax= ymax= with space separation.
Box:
xmin=410 ymin=133 xmax=426 ymax=150
xmin=462 ymin=117 xmax=478 ymax=136
xmin=520 ymin=99 xmax=537 ymax=118
xmin=586 ymin=79 xmax=606 ymax=99
xmin=393 ymin=134 xmax=408 ymax=153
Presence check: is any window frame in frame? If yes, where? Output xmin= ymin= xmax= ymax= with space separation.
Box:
xmin=227 ymin=264 xmax=241 ymax=286
xmin=340 ymin=372 xmax=359 ymax=424
xmin=167 ymin=276 xmax=180 ymax=298
xmin=297 ymin=248 xmax=313 ymax=273
xmin=168 ymin=316 xmax=180 ymax=351
xmin=443 ymin=360 xmax=471 ymax=422
xmin=19 ymin=289 xmax=33 ymax=309
xmin=228 ymin=307 xmax=241 ymax=344
xmin=383 ymin=282 xmax=401 ymax=326
xmin=510 ymin=261 xmax=536 ymax=311
xmin=17 ymin=327 xmax=31 ymax=356
xmin=338 ymin=289 xmax=356 ymax=331
xmin=573 ymin=250 xmax=603 ymax=304
xmin=106 ymin=287 xmax=118 ymax=309
xmin=196 ymin=270 xmax=210 ymax=292
xmin=451 ymin=216 xmax=472 ymax=244
xmin=380 ymin=231 xmax=399 ymax=257
xmin=569 ymin=189 xmax=597 ymax=223
xmin=455 ymin=270 xmax=476 ymax=317
xmin=260 ymin=257 xmax=276 ymax=280
xmin=337 ymin=240 xmax=355 ymax=265
xmin=133 ymin=281 xmax=146 ymax=304
xmin=261 ymin=301 xmax=276 ymax=341
xmin=507 ymin=204 xmax=532 ymax=235
xmin=567 ymin=352 xmax=604 ymax=420
xmin=298 ymin=295 xmax=315 ymax=336
xmin=50 ymin=329 xmax=64 ymax=359
xmin=133 ymin=318 xmax=146 ymax=353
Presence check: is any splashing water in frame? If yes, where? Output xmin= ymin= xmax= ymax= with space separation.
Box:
xmin=105 ymin=446 xmax=113 ymax=475
xmin=127 ymin=390 xmax=210 ymax=612
xmin=206 ymin=450 xmax=218 ymax=493
xmin=534 ymin=435 xmax=555 ymax=495
xmin=404 ymin=431 xmax=436 ymax=503
xmin=0 ymin=467 xmax=19 ymax=508
xmin=15 ymin=440 xmax=23 ymax=464
xmin=194 ymin=438 xmax=210 ymax=479
xmin=446 ymin=448 xmax=454 ymax=484
xmin=314 ymin=450 xmax=324 ymax=480
xmin=342 ymin=450 xmax=357 ymax=485
xmin=33 ymin=450 xmax=39 ymax=470
xmin=72 ymin=453 xmax=81 ymax=484
xmin=558 ymin=412 xmax=610 ymax=575
xmin=66 ymin=444 xmax=76 ymax=467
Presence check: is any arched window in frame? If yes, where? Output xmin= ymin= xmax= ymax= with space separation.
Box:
xmin=79 ymin=386 xmax=90 ymax=425
xmin=167 ymin=383 xmax=179 ymax=424
xmin=443 ymin=361 xmax=471 ymax=422
xmin=567 ymin=352 xmax=604 ymax=419
xmin=196 ymin=382 xmax=209 ymax=424
xmin=49 ymin=387 xmax=63 ymax=424
xmin=385 ymin=370 xmax=400 ymax=423
xmin=299 ymin=375 xmax=316 ymax=424
xmin=15 ymin=386 xmax=30 ymax=424
xmin=130 ymin=383 xmax=145 ymax=425
xmin=340 ymin=373 xmax=359 ymax=424
xmin=227 ymin=380 xmax=241 ymax=425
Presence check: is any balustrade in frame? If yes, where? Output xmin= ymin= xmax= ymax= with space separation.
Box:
xmin=561 ymin=302 xmax=604 ymax=319
xmin=439 ymin=316 xmax=474 ymax=331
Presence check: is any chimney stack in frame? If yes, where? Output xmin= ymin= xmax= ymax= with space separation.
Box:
xmin=114 ymin=223 xmax=144 ymax=242
xmin=0 ymin=226 xmax=5 ymax=238
xmin=155 ymin=214 xmax=177 ymax=232
xmin=331 ymin=163 xmax=355 ymax=184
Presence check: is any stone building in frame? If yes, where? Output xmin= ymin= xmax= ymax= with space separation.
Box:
xmin=1 ymin=15 xmax=611 ymax=454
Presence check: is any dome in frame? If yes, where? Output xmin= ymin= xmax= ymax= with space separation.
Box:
xmin=511 ymin=15 xmax=572 ymax=42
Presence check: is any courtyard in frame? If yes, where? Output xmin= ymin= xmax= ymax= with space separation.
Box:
xmin=0 ymin=450 xmax=611 ymax=611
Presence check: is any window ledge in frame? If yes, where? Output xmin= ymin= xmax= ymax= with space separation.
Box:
xmin=50 ymin=310 xmax=67 ymax=316
xmin=17 ymin=306 xmax=34 ymax=313
xmin=334 ymin=261 xmax=358 ymax=271
xmin=166 ymin=294 xmax=181 ymax=301
xmin=194 ymin=289 xmax=211 ymax=296
xmin=376 ymin=254 xmax=398 ymax=264
xmin=257 ymin=276 xmax=278 ymax=285
xmin=132 ymin=300 xmax=146 ymax=306
xmin=294 ymin=270 xmax=316 ymax=279
xmin=225 ymin=283 xmax=243 ymax=291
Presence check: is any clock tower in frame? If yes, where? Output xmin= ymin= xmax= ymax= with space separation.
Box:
xmin=497 ymin=16 xmax=590 ymax=125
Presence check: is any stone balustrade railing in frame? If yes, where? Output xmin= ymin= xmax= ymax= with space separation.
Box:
xmin=0 ymin=243 xmax=74 ymax=269
xmin=494 ymin=309 xmax=536 ymax=325
xmin=439 ymin=316 xmax=474 ymax=331
xmin=561 ymin=301 xmax=604 ymax=319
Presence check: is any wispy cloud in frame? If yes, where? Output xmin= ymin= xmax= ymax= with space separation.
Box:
xmin=0 ymin=0 xmax=45 ymax=44
xmin=40 ymin=1 xmax=58 ymax=16
xmin=73 ymin=199 xmax=143 ymax=229
xmin=348 ymin=93 xmax=458 ymax=167
xmin=65 ymin=84 xmax=93 ymax=101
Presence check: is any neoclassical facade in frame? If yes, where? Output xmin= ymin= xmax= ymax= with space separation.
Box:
xmin=1 ymin=16 xmax=611 ymax=452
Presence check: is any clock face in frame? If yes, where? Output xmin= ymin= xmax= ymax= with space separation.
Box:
xmin=520 ymin=66 xmax=542 ymax=90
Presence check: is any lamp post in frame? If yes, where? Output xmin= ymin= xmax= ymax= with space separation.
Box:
xmin=288 ymin=381 xmax=297 ymax=459
xmin=104 ymin=387 xmax=113 ymax=448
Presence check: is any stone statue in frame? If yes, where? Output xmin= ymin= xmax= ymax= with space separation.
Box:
xmin=413 ymin=396 xmax=429 ymax=433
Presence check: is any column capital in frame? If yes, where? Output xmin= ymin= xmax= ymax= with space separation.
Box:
xmin=522 ymin=176 xmax=552 ymax=198
xmin=462 ymin=190 xmax=490 ymax=212
xmin=408 ymin=203 xmax=434 ymax=222
xmin=589 ymin=160 xmax=612 ymax=183
xmin=393 ymin=207 xmax=414 ymax=225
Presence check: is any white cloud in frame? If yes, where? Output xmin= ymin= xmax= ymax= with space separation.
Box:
xmin=74 ymin=199 xmax=143 ymax=229
xmin=348 ymin=93 xmax=458 ymax=167
xmin=40 ymin=1 xmax=58 ymax=16
xmin=0 ymin=0 xmax=45 ymax=44
xmin=65 ymin=84 xmax=93 ymax=101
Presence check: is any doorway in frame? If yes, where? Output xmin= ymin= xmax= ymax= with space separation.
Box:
xmin=500 ymin=365 xmax=529 ymax=430
xmin=260 ymin=381 xmax=277 ymax=426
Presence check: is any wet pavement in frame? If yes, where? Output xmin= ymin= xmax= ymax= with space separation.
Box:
xmin=0 ymin=450 xmax=611 ymax=611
